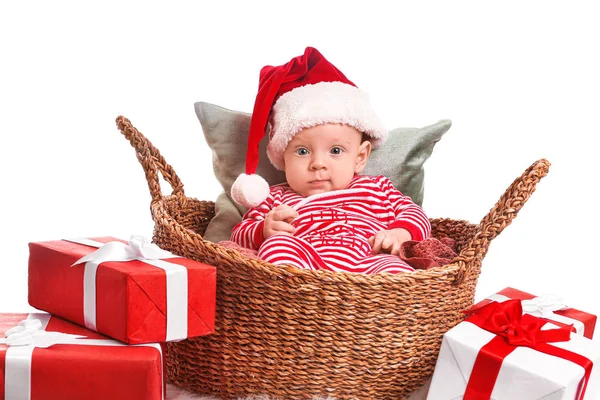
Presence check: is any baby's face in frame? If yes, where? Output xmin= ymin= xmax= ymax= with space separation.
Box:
xmin=282 ymin=124 xmax=371 ymax=197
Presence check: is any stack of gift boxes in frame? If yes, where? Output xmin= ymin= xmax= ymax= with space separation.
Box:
xmin=0 ymin=236 xmax=216 ymax=400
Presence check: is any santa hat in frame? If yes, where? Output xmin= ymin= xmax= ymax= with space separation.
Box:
xmin=231 ymin=47 xmax=388 ymax=208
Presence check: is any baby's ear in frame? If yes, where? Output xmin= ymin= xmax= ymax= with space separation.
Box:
xmin=354 ymin=140 xmax=372 ymax=173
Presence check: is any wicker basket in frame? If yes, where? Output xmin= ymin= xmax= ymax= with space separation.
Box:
xmin=116 ymin=116 xmax=550 ymax=399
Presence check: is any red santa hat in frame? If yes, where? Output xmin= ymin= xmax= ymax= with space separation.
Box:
xmin=231 ymin=47 xmax=388 ymax=208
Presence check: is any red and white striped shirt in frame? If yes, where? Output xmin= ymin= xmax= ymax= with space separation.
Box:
xmin=231 ymin=175 xmax=431 ymax=274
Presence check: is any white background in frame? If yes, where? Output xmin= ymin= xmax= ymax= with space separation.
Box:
xmin=1 ymin=0 xmax=599 ymax=352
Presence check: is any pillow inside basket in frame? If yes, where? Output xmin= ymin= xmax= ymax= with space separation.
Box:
xmin=195 ymin=101 xmax=451 ymax=243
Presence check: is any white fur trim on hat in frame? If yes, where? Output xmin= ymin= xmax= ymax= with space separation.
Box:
xmin=266 ymin=81 xmax=388 ymax=170
xmin=231 ymin=173 xmax=270 ymax=208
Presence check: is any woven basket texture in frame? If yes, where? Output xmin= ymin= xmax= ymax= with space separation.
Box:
xmin=116 ymin=116 xmax=550 ymax=400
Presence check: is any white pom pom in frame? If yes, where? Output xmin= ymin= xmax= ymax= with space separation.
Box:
xmin=231 ymin=173 xmax=270 ymax=208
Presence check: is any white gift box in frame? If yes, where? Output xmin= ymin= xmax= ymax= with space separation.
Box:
xmin=427 ymin=318 xmax=600 ymax=399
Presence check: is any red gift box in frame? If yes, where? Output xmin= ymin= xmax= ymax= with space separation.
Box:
xmin=28 ymin=237 xmax=216 ymax=344
xmin=474 ymin=287 xmax=597 ymax=339
xmin=0 ymin=313 xmax=164 ymax=400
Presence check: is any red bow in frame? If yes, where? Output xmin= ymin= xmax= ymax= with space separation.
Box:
xmin=464 ymin=299 xmax=572 ymax=347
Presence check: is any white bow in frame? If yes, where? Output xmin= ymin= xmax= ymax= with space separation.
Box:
xmin=72 ymin=235 xmax=176 ymax=266
xmin=521 ymin=294 xmax=568 ymax=317
xmin=3 ymin=319 xmax=85 ymax=349
xmin=66 ymin=235 xmax=187 ymax=342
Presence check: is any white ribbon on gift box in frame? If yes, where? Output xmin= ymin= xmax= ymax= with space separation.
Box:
xmin=66 ymin=235 xmax=188 ymax=342
xmin=486 ymin=293 xmax=585 ymax=335
xmin=0 ymin=314 xmax=164 ymax=400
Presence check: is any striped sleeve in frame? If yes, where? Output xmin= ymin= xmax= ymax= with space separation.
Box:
xmin=230 ymin=191 xmax=276 ymax=250
xmin=378 ymin=176 xmax=431 ymax=241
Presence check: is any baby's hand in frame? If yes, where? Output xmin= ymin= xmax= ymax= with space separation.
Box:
xmin=368 ymin=228 xmax=412 ymax=255
xmin=263 ymin=204 xmax=298 ymax=239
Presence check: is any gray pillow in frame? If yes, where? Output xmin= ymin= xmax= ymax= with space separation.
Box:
xmin=203 ymin=192 xmax=245 ymax=243
xmin=195 ymin=101 xmax=451 ymax=243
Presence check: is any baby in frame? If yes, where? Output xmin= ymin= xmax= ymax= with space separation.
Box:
xmin=230 ymin=47 xmax=431 ymax=274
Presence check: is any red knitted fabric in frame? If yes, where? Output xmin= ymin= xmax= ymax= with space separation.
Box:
xmin=399 ymin=237 xmax=458 ymax=270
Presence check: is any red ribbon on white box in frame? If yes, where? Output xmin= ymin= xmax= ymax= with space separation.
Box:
xmin=462 ymin=300 xmax=593 ymax=400
xmin=67 ymin=236 xmax=188 ymax=341
xmin=0 ymin=314 xmax=164 ymax=400
xmin=486 ymin=292 xmax=585 ymax=335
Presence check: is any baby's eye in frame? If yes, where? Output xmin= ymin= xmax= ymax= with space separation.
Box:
xmin=330 ymin=147 xmax=344 ymax=155
xmin=295 ymin=148 xmax=309 ymax=156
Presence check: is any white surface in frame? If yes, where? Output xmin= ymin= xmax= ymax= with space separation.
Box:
xmin=1 ymin=1 xmax=599 ymax=397
xmin=166 ymin=382 xmax=430 ymax=400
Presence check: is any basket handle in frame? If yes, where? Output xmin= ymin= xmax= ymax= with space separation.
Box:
xmin=453 ymin=159 xmax=551 ymax=285
xmin=116 ymin=116 xmax=185 ymax=203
